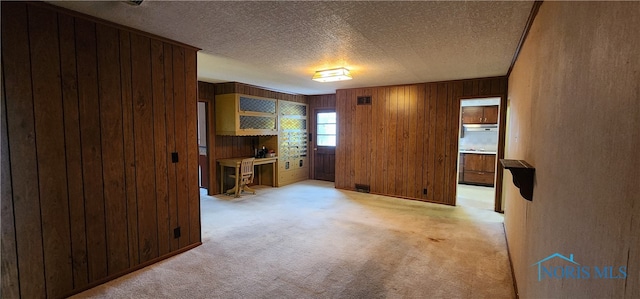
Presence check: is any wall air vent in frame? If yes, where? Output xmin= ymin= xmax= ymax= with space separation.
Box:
xmin=355 ymin=184 xmax=371 ymax=193
xmin=127 ymin=0 xmax=144 ymax=6
xmin=357 ymin=96 xmax=372 ymax=105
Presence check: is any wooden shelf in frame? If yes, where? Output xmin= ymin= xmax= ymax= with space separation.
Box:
xmin=500 ymin=159 xmax=535 ymax=201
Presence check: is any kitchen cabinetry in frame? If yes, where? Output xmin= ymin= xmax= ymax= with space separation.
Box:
xmin=215 ymin=93 xmax=278 ymax=136
xmin=460 ymin=153 xmax=496 ymax=186
xmin=277 ymin=100 xmax=309 ymax=186
xmin=462 ymin=105 xmax=498 ymax=124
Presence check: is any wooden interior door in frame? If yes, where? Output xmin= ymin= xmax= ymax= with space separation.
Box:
xmin=314 ymin=109 xmax=336 ymax=181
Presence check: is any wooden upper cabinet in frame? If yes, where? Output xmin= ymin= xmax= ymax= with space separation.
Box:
xmin=483 ymin=106 xmax=498 ymax=124
xmin=461 ymin=105 xmax=498 ymax=124
xmin=461 ymin=106 xmax=484 ymax=124
xmin=215 ymin=93 xmax=278 ymax=136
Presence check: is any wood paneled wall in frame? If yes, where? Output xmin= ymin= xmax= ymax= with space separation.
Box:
xmin=1 ymin=3 xmax=200 ymax=298
xmin=335 ymin=77 xmax=506 ymax=205
xmin=198 ymin=81 xmax=307 ymax=194
xmin=307 ymin=94 xmax=337 ymax=179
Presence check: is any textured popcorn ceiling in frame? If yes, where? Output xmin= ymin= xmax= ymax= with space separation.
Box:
xmin=49 ymin=1 xmax=534 ymax=95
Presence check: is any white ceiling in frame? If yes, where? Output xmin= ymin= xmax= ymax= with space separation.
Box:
xmin=49 ymin=1 xmax=534 ymax=95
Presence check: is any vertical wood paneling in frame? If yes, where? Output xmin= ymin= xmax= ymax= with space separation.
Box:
xmin=185 ymin=50 xmax=201 ymax=244
xmin=401 ymin=87 xmax=411 ymax=197
xmin=380 ymin=88 xmax=389 ymax=194
xmin=354 ymin=90 xmax=363 ymax=185
xmin=444 ymin=84 xmax=453 ymax=204
xmin=76 ymin=17 xmax=109 ymax=283
xmin=373 ymin=88 xmax=385 ymax=193
xmin=490 ymin=77 xmax=504 ymax=95
xmin=434 ymin=84 xmax=447 ymax=202
xmin=386 ymin=87 xmax=398 ymax=195
xmin=1 ymin=47 xmax=20 ymax=299
xmin=28 ymin=6 xmax=74 ymax=297
xmin=462 ymin=81 xmax=474 ymax=97
xmin=364 ymin=88 xmax=373 ymax=189
xmin=340 ymin=89 xmax=348 ymax=190
xmin=347 ymin=90 xmax=356 ymax=189
xmin=426 ymin=84 xmax=437 ymax=202
xmin=151 ymin=40 xmax=170 ymax=256
xmin=2 ymin=2 xmax=201 ymax=296
xmin=164 ymin=44 xmax=180 ymax=252
xmin=414 ymin=84 xmax=426 ymax=200
xmin=407 ymin=85 xmax=418 ymax=198
xmin=97 ymin=23 xmax=129 ymax=275
xmin=479 ymin=78 xmax=491 ymax=95
xmin=448 ymin=82 xmax=463 ymax=204
xmin=335 ymin=78 xmax=505 ymax=204
xmin=173 ymin=46 xmax=190 ymax=248
xmin=131 ymin=34 xmax=159 ymax=262
xmin=59 ymin=13 xmax=90 ymax=288
xmin=2 ymin=4 xmax=47 ymax=297
xmin=334 ymin=91 xmax=344 ymax=188
xmin=395 ymin=86 xmax=404 ymax=195
xmin=119 ymin=30 xmax=140 ymax=267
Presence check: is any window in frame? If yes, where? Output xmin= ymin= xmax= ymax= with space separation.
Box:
xmin=316 ymin=112 xmax=336 ymax=146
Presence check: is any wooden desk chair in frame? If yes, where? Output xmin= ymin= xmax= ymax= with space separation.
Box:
xmin=227 ymin=158 xmax=256 ymax=197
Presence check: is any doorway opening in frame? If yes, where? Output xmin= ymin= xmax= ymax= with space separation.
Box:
xmin=197 ymin=101 xmax=209 ymax=194
xmin=456 ymin=97 xmax=501 ymax=211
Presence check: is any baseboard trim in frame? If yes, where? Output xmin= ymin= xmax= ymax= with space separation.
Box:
xmin=64 ymin=242 xmax=203 ymax=298
xmin=503 ymin=223 xmax=519 ymax=299
xmin=335 ymin=187 xmax=457 ymax=206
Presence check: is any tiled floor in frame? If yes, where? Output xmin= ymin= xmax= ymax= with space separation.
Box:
xmin=456 ymin=183 xmax=496 ymax=211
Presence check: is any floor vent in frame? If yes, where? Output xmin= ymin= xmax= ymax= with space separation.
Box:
xmin=355 ymin=184 xmax=370 ymax=193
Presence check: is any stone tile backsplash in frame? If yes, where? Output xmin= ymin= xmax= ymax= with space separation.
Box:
xmin=459 ymin=130 xmax=498 ymax=151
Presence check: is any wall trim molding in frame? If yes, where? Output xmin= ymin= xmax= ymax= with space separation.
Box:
xmin=507 ymin=1 xmax=544 ymax=78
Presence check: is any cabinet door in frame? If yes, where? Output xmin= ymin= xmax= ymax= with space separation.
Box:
xmin=279 ymin=101 xmax=307 ymax=117
xmin=463 ymin=154 xmax=484 ymax=172
xmin=462 ymin=107 xmax=484 ymax=124
xmin=483 ymin=155 xmax=496 ymax=173
xmin=483 ymin=106 xmax=499 ymax=124
xmin=238 ymin=115 xmax=277 ymax=131
xmin=239 ymin=96 xmax=276 ymax=114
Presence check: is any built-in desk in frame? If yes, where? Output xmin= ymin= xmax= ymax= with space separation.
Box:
xmin=217 ymin=157 xmax=278 ymax=195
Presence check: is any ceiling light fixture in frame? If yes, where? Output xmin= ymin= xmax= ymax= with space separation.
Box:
xmin=312 ymin=68 xmax=352 ymax=82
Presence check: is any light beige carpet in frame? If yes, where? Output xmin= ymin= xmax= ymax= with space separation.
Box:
xmin=71 ymin=180 xmax=514 ymax=299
